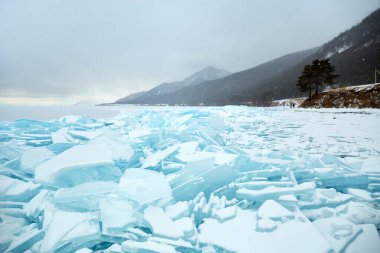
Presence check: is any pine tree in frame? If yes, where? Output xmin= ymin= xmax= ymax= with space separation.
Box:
xmin=297 ymin=64 xmax=315 ymax=100
xmin=297 ymin=59 xmax=338 ymax=99
xmin=310 ymin=60 xmax=324 ymax=96
xmin=320 ymin=59 xmax=338 ymax=88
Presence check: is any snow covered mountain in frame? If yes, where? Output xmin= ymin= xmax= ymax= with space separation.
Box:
xmin=115 ymin=66 xmax=231 ymax=104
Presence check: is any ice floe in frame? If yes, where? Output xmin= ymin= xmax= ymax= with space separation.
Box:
xmin=35 ymin=144 xmax=121 ymax=187
xmin=0 ymin=106 xmax=379 ymax=252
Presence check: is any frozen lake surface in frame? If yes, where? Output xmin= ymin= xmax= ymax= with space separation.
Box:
xmin=0 ymin=105 xmax=379 ymax=252
xmin=0 ymin=105 xmax=119 ymax=121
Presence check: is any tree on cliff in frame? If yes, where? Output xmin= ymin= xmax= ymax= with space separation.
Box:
xmin=297 ymin=59 xmax=338 ymax=100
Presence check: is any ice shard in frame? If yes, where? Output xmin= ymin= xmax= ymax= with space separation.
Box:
xmin=35 ymin=144 xmax=121 ymax=187
xmin=118 ymin=168 xmax=172 ymax=205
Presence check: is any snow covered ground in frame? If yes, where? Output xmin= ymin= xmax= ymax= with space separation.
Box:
xmin=0 ymin=105 xmax=379 ymax=252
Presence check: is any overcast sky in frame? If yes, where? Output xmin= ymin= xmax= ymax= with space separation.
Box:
xmin=0 ymin=0 xmax=379 ymax=105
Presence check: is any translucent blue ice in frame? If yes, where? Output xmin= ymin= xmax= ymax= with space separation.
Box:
xmin=0 ymin=106 xmax=379 ymax=252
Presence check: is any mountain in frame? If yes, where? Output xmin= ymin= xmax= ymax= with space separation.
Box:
xmin=126 ymin=47 xmax=318 ymax=105
xmin=116 ymin=9 xmax=380 ymax=105
xmin=247 ymin=7 xmax=380 ymax=103
xmin=117 ymin=66 xmax=231 ymax=104
xmin=314 ymin=8 xmax=380 ymax=86
xmin=116 ymin=91 xmax=147 ymax=104
xmin=180 ymin=66 xmax=231 ymax=87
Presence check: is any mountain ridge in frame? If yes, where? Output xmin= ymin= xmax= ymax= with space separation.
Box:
xmin=118 ymin=66 xmax=231 ymax=104
xmin=115 ymin=8 xmax=380 ymax=105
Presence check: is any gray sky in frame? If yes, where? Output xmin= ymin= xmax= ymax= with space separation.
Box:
xmin=0 ymin=0 xmax=379 ymax=105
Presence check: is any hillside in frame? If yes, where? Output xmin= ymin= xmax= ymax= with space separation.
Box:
xmin=116 ymin=8 xmax=380 ymax=106
xmin=300 ymin=83 xmax=380 ymax=108
xmin=116 ymin=91 xmax=147 ymax=104
xmin=121 ymin=66 xmax=231 ymax=104
xmin=124 ymin=48 xmax=318 ymax=105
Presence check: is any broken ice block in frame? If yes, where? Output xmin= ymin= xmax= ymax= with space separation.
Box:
xmin=361 ymin=156 xmax=380 ymax=173
xmin=346 ymin=188 xmax=372 ymax=202
xmin=317 ymin=173 xmax=369 ymax=189
xmin=141 ymin=145 xmax=179 ymax=169
xmin=345 ymin=224 xmax=380 ymax=253
xmin=302 ymin=207 xmax=335 ymax=221
xmin=161 ymin=162 xmax=184 ymax=174
xmin=0 ymin=175 xmax=41 ymax=202
xmin=74 ymin=248 xmax=92 ymax=253
xmin=236 ymin=182 xmax=315 ymax=202
xmin=47 ymin=143 xmax=76 ymax=155
xmin=53 ymin=181 xmax=118 ymax=211
xmin=143 ymin=205 xmax=184 ymax=239
xmin=240 ymin=167 xmax=284 ymax=179
xmin=298 ymin=188 xmax=353 ymax=209
xmin=20 ymin=147 xmax=54 ymax=174
xmin=2 ymin=102 xmax=380 ymax=252
xmin=236 ymin=180 xmax=294 ymax=190
xmin=35 ymin=144 xmax=121 ymax=187
xmin=104 ymin=243 xmax=122 ymax=253
xmin=24 ymin=189 xmax=52 ymax=224
xmin=257 ymin=200 xmax=294 ymax=221
xmin=26 ymin=139 xmax=52 ymax=147
xmin=201 ymin=163 xmax=238 ymax=193
xmin=118 ymin=168 xmax=172 ymax=205
xmin=170 ymin=154 xmax=238 ymax=200
xmin=40 ymin=210 xmax=100 ymax=253
xmin=99 ymin=195 xmax=138 ymax=235
xmin=88 ymin=133 xmax=135 ymax=168
xmin=214 ymin=206 xmax=237 ymax=222
xmin=176 ymin=151 xmax=237 ymax=166
xmin=256 ymin=218 xmax=277 ymax=232
xmin=121 ymin=240 xmax=176 ymax=253
xmin=68 ymin=130 xmax=102 ymax=141
xmin=198 ymin=207 xmax=332 ymax=253
xmin=0 ymin=146 xmax=20 ymax=164
xmin=178 ymin=141 xmax=199 ymax=154
xmin=5 ymin=227 xmax=45 ymax=253
xmin=174 ymin=217 xmax=195 ymax=237
xmin=294 ymin=168 xmax=369 ymax=189
xmin=98 ymin=141 xmax=133 ymax=163
xmin=314 ymin=166 xmax=334 ymax=174
xmin=277 ymin=194 xmax=298 ymax=206
xmin=165 ymin=201 xmax=189 ymax=220
xmin=51 ymin=128 xmax=72 ymax=144
xmin=169 ymin=157 xmax=215 ymax=188
xmin=147 ymin=236 xmax=194 ymax=250
xmin=313 ymin=218 xmax=363 ymax=253
xmin=0 ymin=233 xmax=12 ymax=252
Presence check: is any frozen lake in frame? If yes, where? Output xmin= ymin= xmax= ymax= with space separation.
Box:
xmin=0 ymin=104 xmax=119 ymax=121
xmin=1 ymin=104 xmax=379 ymax=156
xmin=0 ymin=105 xmax=379 ymax=252
xmin=0 ymin=104 xmax=196 ymax=121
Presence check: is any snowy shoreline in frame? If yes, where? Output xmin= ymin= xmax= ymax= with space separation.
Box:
xmin=1 ymin=104 xmax=380 ymax=122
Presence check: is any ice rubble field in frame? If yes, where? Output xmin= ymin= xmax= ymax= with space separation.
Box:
xmin=0 ymin=106 xmax=380 ymax=253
